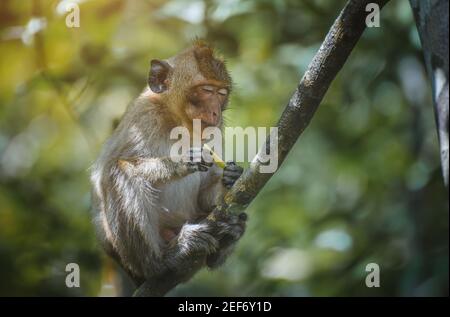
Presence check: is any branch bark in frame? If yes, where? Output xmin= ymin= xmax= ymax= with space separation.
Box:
xmin=135 ymin=0 xmax=390 ymax=296
xmin=410 ymin=0 xmax=449 ymax=186
xmin=211 ymin=0 xmax=390 ymax=218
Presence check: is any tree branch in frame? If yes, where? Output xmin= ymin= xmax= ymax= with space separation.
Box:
xmin=135 ymin=0 xmax=390 ymax=296
xmin=410 ymin=0 xmax=449 ymax=187
xmin=211 ymin=0 xmax=390 ymax=219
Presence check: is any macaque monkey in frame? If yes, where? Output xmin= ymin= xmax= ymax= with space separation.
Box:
xmin=90 ymin=41 xmax=246 ymax=295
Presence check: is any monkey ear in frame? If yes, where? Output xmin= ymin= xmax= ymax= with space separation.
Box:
xmin=148 ymin=59 xmax=172 ymax=93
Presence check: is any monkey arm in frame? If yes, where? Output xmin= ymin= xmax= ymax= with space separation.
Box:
xmin=196 ymin=163 xmax=247 ymax=269
xmin=117 ymin=156 xmax=208 ymax=184
xmin=198 ymin=162 xmax=244 ymax=211
xmin=198 ymin=167 xmax=225 ymax=212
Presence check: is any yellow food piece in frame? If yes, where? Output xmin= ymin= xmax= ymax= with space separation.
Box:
xmin=203 ymin=143 xmax=226 ymax=169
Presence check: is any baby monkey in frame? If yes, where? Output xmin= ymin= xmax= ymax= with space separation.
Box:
xmin=90 ymin=41 xmax=246 ymax=295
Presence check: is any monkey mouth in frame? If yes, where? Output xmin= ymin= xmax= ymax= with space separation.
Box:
xmin=200 ymin=120 xmax=219 ymax=128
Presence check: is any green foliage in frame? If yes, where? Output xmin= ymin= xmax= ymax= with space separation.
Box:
xmin=0 ymin=0 xmax=447 ymax=296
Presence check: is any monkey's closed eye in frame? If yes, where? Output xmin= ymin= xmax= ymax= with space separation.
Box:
xmin=218 ymin=88 xmax=228 ymax=96
xmin=201 ymin=85 xmax=215 ymax=93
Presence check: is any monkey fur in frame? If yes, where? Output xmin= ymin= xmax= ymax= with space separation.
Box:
xmin=90 ymin=41 xmax=246 ymax=293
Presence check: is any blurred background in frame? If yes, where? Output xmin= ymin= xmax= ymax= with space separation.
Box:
xmin=0 ymin=0 xmax=448 ymax=296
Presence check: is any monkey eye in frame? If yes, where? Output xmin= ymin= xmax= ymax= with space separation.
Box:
xmin=218 ymin=88 xmax=228 ymax=96
xmin=201 ymin=85 xmax=215 ymax=93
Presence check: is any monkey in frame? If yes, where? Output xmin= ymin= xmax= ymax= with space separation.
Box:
xmin=90 ymin=41 xmax=247 ymax=296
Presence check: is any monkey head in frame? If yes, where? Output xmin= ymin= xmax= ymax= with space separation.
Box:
xmin=147 ymin=41 xmax=232 ymax=131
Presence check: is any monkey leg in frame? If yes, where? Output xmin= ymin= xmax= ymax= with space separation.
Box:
xmin=163 ymin=223 xmax=219 ymax=280
xmin=134 ymin=216 xmax=247 ymax=296
xmin=172 ymin=222 xmax=219 ymax=258
xmin=135 ymin=222 xmax=220 ymax=296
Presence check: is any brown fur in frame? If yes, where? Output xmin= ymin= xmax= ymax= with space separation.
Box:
xmin=90 ymin=43 xmax=245 ymax=291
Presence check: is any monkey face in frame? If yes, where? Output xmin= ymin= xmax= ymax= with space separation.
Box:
xmin=147 ymin=41 xmax=232 ymax=130
xmin=186 ymin=82 xmax=229 ymax=127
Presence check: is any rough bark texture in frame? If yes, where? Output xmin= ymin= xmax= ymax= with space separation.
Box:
xmin=210 ymin=0 xmax=390 ymax=219
xmin=410 ymin=0 xmax=449 ymax=186
xmin=136 ymin=0 xmax=390 ymax=296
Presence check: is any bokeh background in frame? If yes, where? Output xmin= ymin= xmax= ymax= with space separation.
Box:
xmin=0 ymin=0 xmax=448 ymax=296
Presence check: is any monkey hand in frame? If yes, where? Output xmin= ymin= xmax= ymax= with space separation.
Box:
xmin=185 ymin=147 xmax=213 ymax=173
xmin=215 ymin=212 xmax=247 ymax=246
xmin=206 ymin=212 xmax=247 ymax=268
xmin=222 ymin=161 xmax=244 ymax=189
